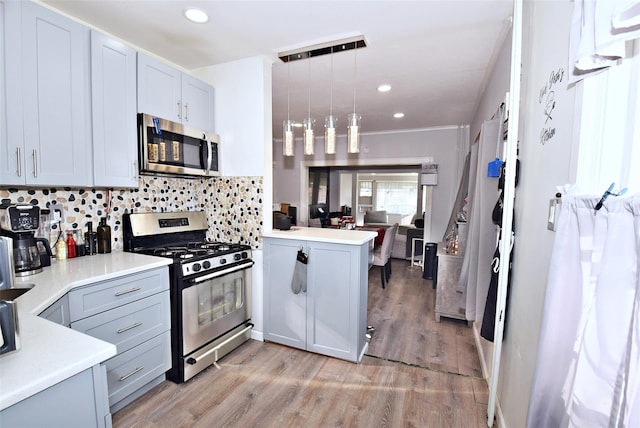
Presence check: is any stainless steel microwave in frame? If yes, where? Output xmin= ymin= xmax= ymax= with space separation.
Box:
xmin=138 ymin=113 xmax=220 ymax=178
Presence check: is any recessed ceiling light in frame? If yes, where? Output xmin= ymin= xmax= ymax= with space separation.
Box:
xmin=377 ymin=84 xmax=391 ymax=92
xmin=394 ymin=113 xmax=405 ymax=118
xmin=184 ymin=8 xmax=209 ymax=23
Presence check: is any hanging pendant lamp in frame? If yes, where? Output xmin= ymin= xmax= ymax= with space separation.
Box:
xmin=303 ymin=56 xmax=315 ymax=156
xmin=283 ymin=61 xmax=294 ymax=157
xmin=347 ymin=47 xmax=361 ymax=154
xmin=325 ymin=55 xmax=337 ymax=155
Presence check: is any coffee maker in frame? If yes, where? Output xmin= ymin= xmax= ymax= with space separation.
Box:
xmin=0 ymin=204 xmax=52 ymax=276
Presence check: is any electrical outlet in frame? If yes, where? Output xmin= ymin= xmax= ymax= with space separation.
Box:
xmin=52 ymin=208 xmax=63 ymax=225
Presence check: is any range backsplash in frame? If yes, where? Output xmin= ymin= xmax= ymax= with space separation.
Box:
xmin=0 ymin=176 xmax=263 ymax=251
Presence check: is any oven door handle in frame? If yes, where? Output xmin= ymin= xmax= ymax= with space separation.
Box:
xmin=191 ymin=260 xmax=254 ymax=283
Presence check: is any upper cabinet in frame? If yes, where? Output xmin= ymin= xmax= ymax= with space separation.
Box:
xmin=137 ymin=53 xmax=214 ymax=132
xmin=0 ymin=1 xmax=93 ymax=187
xmin=91 ymin=31 xmax=138 ymax=188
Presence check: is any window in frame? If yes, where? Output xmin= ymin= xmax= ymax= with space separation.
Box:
xmin=575 ymin=40 xmax=640 ymax=193
xmin=375 ymin=181 xmax=418 ymax=216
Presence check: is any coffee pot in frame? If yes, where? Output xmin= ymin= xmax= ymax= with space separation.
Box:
xmin=0 ymin=204 xmax=52 ymax=276
xmin=0 ymin=236 xmax=34 ymax=357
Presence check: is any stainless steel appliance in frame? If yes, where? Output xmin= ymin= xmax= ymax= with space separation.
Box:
xmin=0 ymin=236 xmax=34 ymax=357
xmin=138 ymin=113 xmax=220 ymax=178
xmin=0 ymin=204 xmax=51 ymax=276
xmin=123 ymin=211 xmax=252 ymax=383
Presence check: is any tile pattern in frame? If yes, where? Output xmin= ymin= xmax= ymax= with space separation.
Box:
xmin=0 ymin=175 xmax=263 ymax=250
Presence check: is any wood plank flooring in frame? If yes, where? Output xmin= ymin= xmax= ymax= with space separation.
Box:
xmin=113 ymin=259 xmax=491 ymax=428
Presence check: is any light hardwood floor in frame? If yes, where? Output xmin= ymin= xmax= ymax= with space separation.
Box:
xmin=113 ymin=259 xmax=491 ymax=428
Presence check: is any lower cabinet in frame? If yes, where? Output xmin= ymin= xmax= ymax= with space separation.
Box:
xmin=263 ymin=237 xmax=369 ymax=363
xmin=0 ymin=365 xmax=110 ymax=428
xmin=39 ymin=266 xmax=171 ymax=413
xmin=434 ymin=248 xmax=466 ymax=322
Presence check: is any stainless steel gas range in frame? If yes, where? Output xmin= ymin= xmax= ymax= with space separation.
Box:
xmin=123 ymin=211 xmax=253 ymax=383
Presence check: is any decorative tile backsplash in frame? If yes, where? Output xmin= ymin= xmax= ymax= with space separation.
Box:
xmin=0 ymin=176 xmax=264 ymax=251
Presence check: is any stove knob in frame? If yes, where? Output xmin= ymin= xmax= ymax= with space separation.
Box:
xmin=220 ymin=258 xmax=227 ymax=265
xmin=241 ymin=251 xmax=248 ymax=259
xmin=192 ymin=263 xmax=202 ymax=272
xmin=202 ymin=260 xmax=211 ymax=269
xmin=234 ymin=253 xmax=241 ymax=261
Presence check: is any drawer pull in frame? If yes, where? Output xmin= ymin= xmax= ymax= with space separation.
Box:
xmin=119 ymin=366 xmax=144 ymax=382
xmin=117 ymin=322 xmax=143 ymax=334
xmin=114 ymin=287 xmax=141 ymax=297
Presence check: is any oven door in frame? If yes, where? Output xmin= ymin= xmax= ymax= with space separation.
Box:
xmin=181 ymin=260 xmax=253 ymax=356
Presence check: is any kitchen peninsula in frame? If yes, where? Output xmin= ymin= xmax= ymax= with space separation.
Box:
xmin=263 ymin=227 xmax=376 ymax=363
xmin=0 ymin=253 xmax=172 ymax=427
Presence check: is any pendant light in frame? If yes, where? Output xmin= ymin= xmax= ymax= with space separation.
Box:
xmin=303 ymin=56 xmax=315 ymax=155
xmin=324 ymin=54 xmax=337 ymax=155
xmin=347 ymin=47 xmax=361 ymax=154
xmin=283 ymin=61 xmax=295 ymax=157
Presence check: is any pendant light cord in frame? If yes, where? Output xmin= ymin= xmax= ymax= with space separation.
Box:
xmin=287 ymin=61 xmax=291 ymax=122
xmin=330 ymin=55 xmax=334 ymax=116
xmin=307 ymin=56 xmax=311 ymax=118
xmin=353 ymin=47 xmax=357 ymax=114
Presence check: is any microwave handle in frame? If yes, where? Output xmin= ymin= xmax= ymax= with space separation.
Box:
xmin=205 ymin=139 xmax=213 ymax=174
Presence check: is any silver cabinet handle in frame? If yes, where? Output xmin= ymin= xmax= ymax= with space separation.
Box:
xmin=177 ymin=101 xmax=182 ymax=119
xmin=184 ymin=103 xmax=189 ymax=122
xmin=117 ymin=321 xmax=142 ymax=334
xmin=32 ymin=149 xmax=37 ymax=177
xmin=15 ymin=147 xmax=21 ymax=177
xmin=131 ymin=161 xmax=138 ymax=180
xmin=119 ymin=366 xmax=144 ymax=381
xmin=114 ymin=287 xmax=141 ymax=297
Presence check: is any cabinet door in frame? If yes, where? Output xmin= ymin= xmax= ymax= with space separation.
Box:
xmin=137 ymin=53 xmax=182 ymax=123
xmin=263 ymin=238 xmax=307 ymax=350
xmin=21 ymin=1 xmax=92 ymax=186
xmin=181 ymin=73 xmax=214 ymax=131
xmin=91 ymin=31 xmax=138 ymax=188
xmin=0 ymin=1 xmax=26 ymax=185
xmin=306 ymin=241 xmax=365 ymax=361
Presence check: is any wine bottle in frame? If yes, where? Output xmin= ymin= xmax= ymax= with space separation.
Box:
xmin=97 ymin=217 xmax=111 ymax=254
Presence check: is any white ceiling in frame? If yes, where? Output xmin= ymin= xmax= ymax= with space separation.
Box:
xmin=43 ymin=0 xmax=513 ymax=135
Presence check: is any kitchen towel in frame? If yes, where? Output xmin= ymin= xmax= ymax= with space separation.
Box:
xmin=291 ymin=249 xmax=308 ymax=295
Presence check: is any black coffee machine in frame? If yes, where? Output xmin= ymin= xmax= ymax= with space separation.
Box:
xmin=0 ymin=204 xmax=52 ymax=276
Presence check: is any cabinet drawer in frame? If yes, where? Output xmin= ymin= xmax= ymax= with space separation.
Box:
xmin=70 ymin=291 xmax=169 ymax=354
xmin=105 ymin=330 xmax=171 ymax=407
xmin=69 ymin=267 xmax=169 ymax=321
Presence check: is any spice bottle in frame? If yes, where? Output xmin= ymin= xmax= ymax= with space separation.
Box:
xmin=97 ymin=217 xmax=111 ymax=254
xmin=85 ymin=222 xmax=97 ymax=255
xmin=66 ymin=231 xmax=77 ymax=258
xmin=55 ymin=234 xmax=67 ymax=260
xmin=75 ymin=229 xmax=86 ymax=257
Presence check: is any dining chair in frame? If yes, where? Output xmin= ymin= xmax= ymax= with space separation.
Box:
xmin=372 ymin=223 xmax=398 ymax=288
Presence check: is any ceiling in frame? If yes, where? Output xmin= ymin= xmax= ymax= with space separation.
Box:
xmin=43 ymin=0 xmax=513 ymax=135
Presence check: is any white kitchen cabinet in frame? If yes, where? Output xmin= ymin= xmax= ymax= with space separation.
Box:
xmin=39 ymin=294 xmax=70 ymax=327
xmin=66 ymin=266 xmax=171 ymax=412
xmin=0 ymin=365 xmax=111 ymax=428
xmin=263 ymin=236 xmax=370 ymax=363
xmin=91 ymin=30 xmax=139 ymax=188
xmin=0 ymin=1 xmax=92 ymax=187
xmin=137 ymin=52 xmax=215 ymax=132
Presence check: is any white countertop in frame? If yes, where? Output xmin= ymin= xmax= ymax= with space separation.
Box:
xmin=263 ymin=227 xmax=377 ymax=245
xmin=0 ymin=252 xmax=172 ymax=411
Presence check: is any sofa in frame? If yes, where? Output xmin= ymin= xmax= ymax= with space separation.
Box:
xmin=363 ymin=210 xmax=423 ymax=259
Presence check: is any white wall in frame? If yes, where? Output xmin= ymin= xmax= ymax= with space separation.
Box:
xmin=194 ymin=56 xmax=273 ymax=178
xmin=273 ymin=126 xmax=467 ymax=241
xmin=490 ymin=1 xmax=577 ymax=426
xmin=193 ymin=56 xmax=273 ymax=339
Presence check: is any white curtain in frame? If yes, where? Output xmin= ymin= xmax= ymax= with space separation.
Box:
xmin=527 ymin=194 xmax=640 ymax=428
xmin=460 ymin=119 xmax=500 ymax=321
